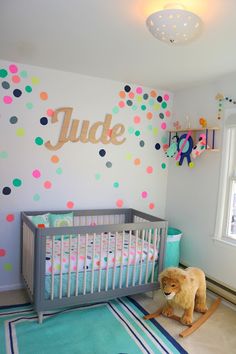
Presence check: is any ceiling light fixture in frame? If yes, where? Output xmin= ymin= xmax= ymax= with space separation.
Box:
xmin=146 ymin=3 xmax=203 ymax=45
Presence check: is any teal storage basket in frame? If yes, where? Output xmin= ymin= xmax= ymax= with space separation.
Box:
xmin=164 ymin=227 xmax=182 ymax=268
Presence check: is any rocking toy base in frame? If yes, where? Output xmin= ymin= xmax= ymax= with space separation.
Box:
xmin=144 ymin=297 xmax=221 ymax=338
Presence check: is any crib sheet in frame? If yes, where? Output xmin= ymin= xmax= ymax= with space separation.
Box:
xmin=45 ymin=232 xmax=157 ymax=275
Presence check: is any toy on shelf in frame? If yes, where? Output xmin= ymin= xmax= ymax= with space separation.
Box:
xmin=191 ymin=133 xmax=209 ymax=159
xmin=176 ymin=131 xmax=194 ymax=167
xmin=173 ymin=120 xmax=181 ymax=130
xmin=199 ymin=117 xmax=207 ymax=128
xmin=144 ymin=267 xmax=221 ymax=338
xmin=166 ymin=135 xmax=179 ymax=158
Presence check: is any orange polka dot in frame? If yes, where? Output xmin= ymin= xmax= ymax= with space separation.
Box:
xmin=51 ymin=155 xmax=59 ymax=163
xmin=134 ymin=158 xmax=141 ymax=166
xmin=128 ymin=92 xmax=135 ymax=99
xmin=40 ymin=91 xmax=48 ymax=100
xmin=150 ymin=90 xmax=157 ymax=97
xmin=119 ymin=91 xmax=126 ymax=99
xmin=146 ymin=112 xmax=153 ymax=120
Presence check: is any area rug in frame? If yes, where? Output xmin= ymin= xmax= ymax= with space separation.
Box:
xmin=0 ymin=297 xmax=188 ymax=354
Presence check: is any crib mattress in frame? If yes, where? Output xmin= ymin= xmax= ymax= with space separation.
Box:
xmin=45 ymin=232 xmax=157 ymax=275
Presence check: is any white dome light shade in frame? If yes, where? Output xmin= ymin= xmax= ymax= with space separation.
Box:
xmin=146 ymin=8 xmax=203 ymax=44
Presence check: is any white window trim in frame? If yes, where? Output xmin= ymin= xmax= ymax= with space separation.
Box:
xmin=213 ymin=109 xmax=236 ymax=247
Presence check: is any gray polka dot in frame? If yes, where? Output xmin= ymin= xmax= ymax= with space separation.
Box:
xmin=106 ymin=161 xmax=112 ymax=168
xmin=2 ymin=81 xmax=10 ymax=89
xmin=9 ymin=116 xmax=18 ymax=124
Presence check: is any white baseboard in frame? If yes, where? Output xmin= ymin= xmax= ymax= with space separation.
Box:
xmin=0 ymin=283 xmax=24 ymax=292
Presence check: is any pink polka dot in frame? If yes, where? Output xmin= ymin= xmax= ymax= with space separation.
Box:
xmin=48 ymin=266 xmax=52 ymax=273
xmin=165 ymin=110 xmax=171 ymax=117
xmin=44 ymin=181 xmax=52 ymax=189
xmin=12 ymin=75 xmax=20 ymax=84
xmin=118 ymin=101 xmax=125 ymax=108
xmin=164 ymin=94 xmax=169 ymax=101
xmin=129 ymin=92 xmax=135 ymax=99
xmin=3 ymin=96 xmax=13 ymax=104
xmin=146 ymin=166 xmax=153 ymax=174
xmin=0 ymin=249 xmax=6 ymax=257
xmin=9 ymin=64 xmax=18 ymax=73
xmin=116 ymin=199 xmax=124 ymax=208
xmin=67 ymin=201 xmax=74 ymax=209
xmin=6 ymin=214 xmax=14 ymax=222
xmin=161 ymin=122 xmax=167 ymax=130
xmin=134 ymin=116 xmax=141 ymax=124
xmin=141 ymin=191 xmax=148 ymax=198
xmin=136 ymin=87 xmax=143 ymax=94
xmin=32 ymin=169 xmax=41 ymax=179
xmin=149 ymin=203 xmax=155 ymax=210
xmin=47 ymin=108 xmax=54 ymax=117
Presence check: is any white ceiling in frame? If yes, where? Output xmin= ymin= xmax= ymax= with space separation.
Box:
xmin=1 ymin=0 xmax=236 ymax=91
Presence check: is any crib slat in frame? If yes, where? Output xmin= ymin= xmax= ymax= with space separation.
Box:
xmin=112 ymin=232 xmax=118 ymax=290
xmin=75 ymin=234 xmax=80 ymax=296
xmin=126 ymin=230 xmax=132 ymax=287
xmin=51 ymin=236 xmax=55 ymax=300
xmin=91 ymin=233 xmax=96 ymax=294
xmin=119 ymin=231 xmax=125 ymax=288
xmin=59 ymin=236 xmax=64 ymax=299
xmin=83 ymin=234 xmax=88 ymax=295
xmin=139 ymin=230 xmax=145 ymax=285
xmin=151 ymin=228 xmax=158 ymax=283
xmin=98 ymin=233 xmax=103 ymax=292
xmin=105 ymin=232 xmax=110 ymax=291
xmin=132 ymin=230 xmax=138 ymax=286
xmin=67 ymin=235 xmax=72 ymax=298
xmin=145 ymin=229 xmax=152 ymax=284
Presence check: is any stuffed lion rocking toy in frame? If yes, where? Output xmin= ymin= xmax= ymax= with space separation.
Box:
xmin=144 ymin=267 xmax=221 ymax=337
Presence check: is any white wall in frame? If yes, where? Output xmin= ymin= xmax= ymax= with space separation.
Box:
xmin=166 ymin=73 xmax=236 ymax=289
xmin=0 ymin=59 xmax=172 ymax=289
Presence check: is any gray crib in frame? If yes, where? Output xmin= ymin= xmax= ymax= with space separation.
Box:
xmin=21 ymin=208 xmax=167 ymax=323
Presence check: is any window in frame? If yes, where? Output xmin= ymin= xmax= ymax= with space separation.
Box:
xmin=214 ymin=110 xmax=236 ymax=245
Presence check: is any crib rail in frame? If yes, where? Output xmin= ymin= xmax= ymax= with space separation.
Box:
xmin=21 ymin=208 xmax=167 ymax=319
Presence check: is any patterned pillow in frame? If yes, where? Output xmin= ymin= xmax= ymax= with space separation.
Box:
xmin=49 ymin=212 xmax=73 ymax=227
xmin=49 ymin=212 xmax=74 ymax=240
xmin=30 ymin=213 xmax=50 ymax=228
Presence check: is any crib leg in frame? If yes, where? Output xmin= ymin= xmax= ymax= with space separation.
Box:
xmin=38 ymin=312 xmax=43 ymax=324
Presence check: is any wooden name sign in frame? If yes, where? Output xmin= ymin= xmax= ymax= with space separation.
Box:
xmin=45 ymin=107 xmax=126 ymax=151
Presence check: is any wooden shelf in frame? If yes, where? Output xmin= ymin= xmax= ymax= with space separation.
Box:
xmin=168 ymin=127 xmax=220 ymax=133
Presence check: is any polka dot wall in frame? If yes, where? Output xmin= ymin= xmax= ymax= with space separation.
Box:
xmin=0 ymin=60 xmax=172 ymax=287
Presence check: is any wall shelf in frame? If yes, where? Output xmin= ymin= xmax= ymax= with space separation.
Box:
xmin=168 ymin=127 xmax=220 ymax=152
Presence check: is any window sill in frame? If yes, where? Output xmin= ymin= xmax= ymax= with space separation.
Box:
xmin=212 ymin=236 xmax=236 ymax=247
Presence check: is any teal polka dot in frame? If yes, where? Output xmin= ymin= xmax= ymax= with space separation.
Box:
xmin=0 ymin=69 xmax=8 ymax=78
xmin=128 ymin=127 xmax=134 ymax=135
xmin=141 ymin=105 xmax=146 ymax=111
xmin=132 ymin=105 xmax=138 ymax=111
xmin=112 ymin=106 xmax=119 ymax=114
xmin=161 ymin=163 xmax=166 ymax=169
xmin=33 ymin=193 xmax=40 ymax=202
xmin=161 ymin=102 xmax=167 ymax=109
xmin=161 ymin=136 xmax=168 ymax=144
xmin=135 ymin=130 xmax=140 ymax=137
xmin=56 ymin=167 xmax=63 ymax=175
xmin=147 ymin=125 xmax=152 ymax=131
xmin=149 ymin=99 xmax=154 ymax=106
xmin=26 ymin=102 xmax=33 ymax=109
xmin=13 ymin=178 xmax=22 ymax=187
xmin=113 ymin=182 xmax=119 ymax=188
xmin=0 ymin=151 xmax=8 ymax=159
xmin=25 ymin=85 xmax=32 ymax=93
xmin=95 ymin=173 xmax=101 ymax=180
xmin=20 ymin=70 xmax=28 ymax=78
xmin=35 ymin=137 xmax=44 ymax=146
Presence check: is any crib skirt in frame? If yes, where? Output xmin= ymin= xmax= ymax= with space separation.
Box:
xmin=45 ymin=262 xmax=158 ymax=299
